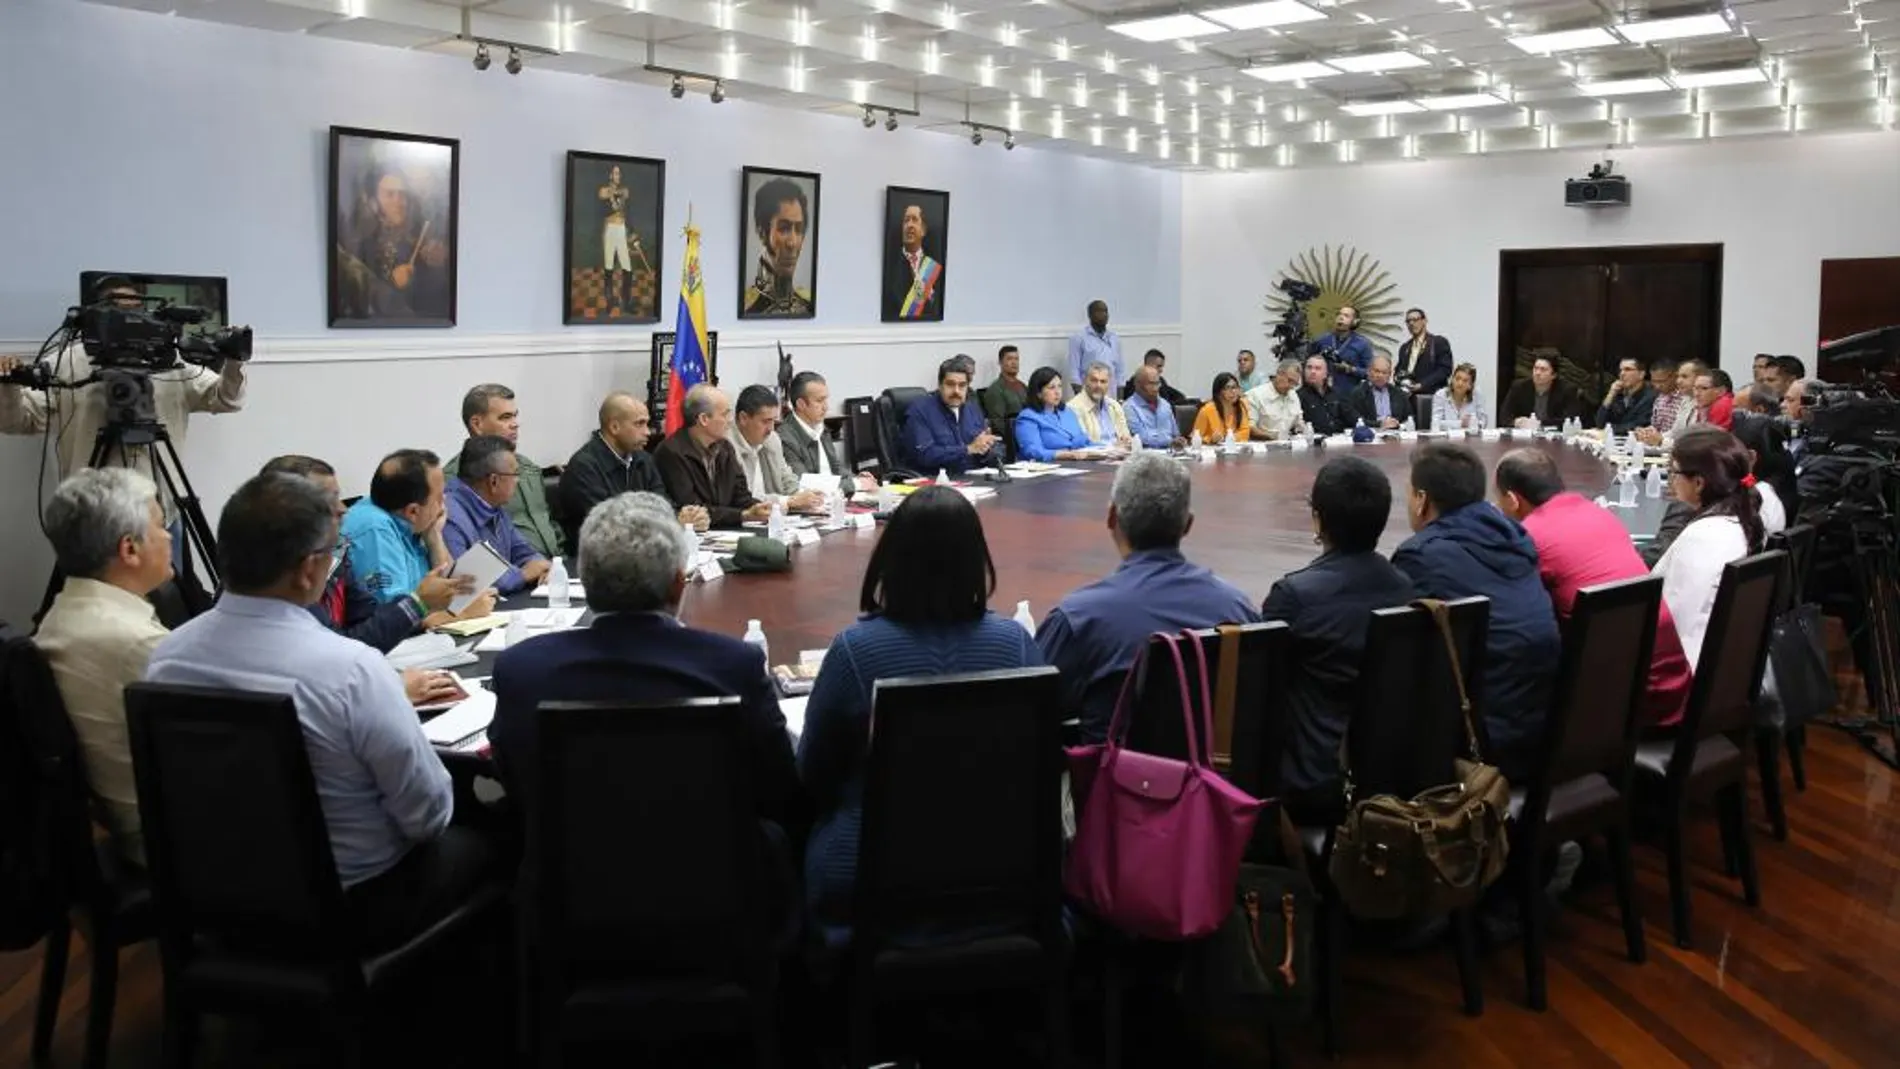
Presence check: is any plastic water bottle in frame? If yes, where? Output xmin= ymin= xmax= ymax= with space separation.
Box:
xmin=1617 ymin=468 xmax=1639 ymax=507
xmin=1222 ymin=427 xmax=1236 ymax=448
xmin=1013 ymin=599 xmax=1036 ymax=636
xmin=681 ymin=521 xmax=701 ymax=566
xmin=767 ymin=497 xmax=787 ymax=542
xmin=934 ymin=468 xmax=952 ymax=486
xmin=1401 ymin=416 xmax=1415 ymax=434
xmin=1190 ymin=428 xmax=1203 ymax=449
xmin=742 ymin=619 xmax=770 ymax=671
xmin=546 ymin=556 xmax=571 ymax=609
xmin=1645 ymin=464 xmax=1665 ymax=499
xmin=827 ymin=489 xmax=847 ymax=526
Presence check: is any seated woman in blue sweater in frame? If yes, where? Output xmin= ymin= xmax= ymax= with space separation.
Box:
xmin=1013 ymin=366 xmax=1096 ymax=461
xmin=796 ymin=486 xmax=1044 ymax=956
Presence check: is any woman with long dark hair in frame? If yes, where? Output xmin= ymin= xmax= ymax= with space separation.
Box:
xmin=1192 ymin=371 xmax=1253 ymax=443
xmin=796 ymin=487 xmax=1043 ymax=952
xmin=1653 ymin=427 xmax=1763 ymax=668
xmin=1013 ymin=365 xmax=1095 ymax=461
xmin=1431 ymin=362 xmax=1489 ymax=431
xmin=1730 ymin=415 xmax=1793 ymax=535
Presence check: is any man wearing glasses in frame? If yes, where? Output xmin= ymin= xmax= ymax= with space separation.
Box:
xmin=1596 ymin=357 xmax=1658 ymax=434
xmin=1394 ymin=307 xmax=1453 ymax=398
xmin=442 ymin=435 xmax=551 ymax=596
xmin=1685 ymin=369 xmax=1735 ymax=431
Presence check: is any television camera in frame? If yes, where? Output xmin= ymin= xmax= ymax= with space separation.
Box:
xmin=1269 ymin=277 xmax=1321 ymax=361
xmin=1 ymin=298 xmax=253 ymax=428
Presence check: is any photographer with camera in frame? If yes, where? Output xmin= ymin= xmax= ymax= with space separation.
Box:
xmin=1309 ymin=305 xmax=1375 ymax=390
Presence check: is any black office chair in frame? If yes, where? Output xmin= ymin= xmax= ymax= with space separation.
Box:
xmin=844 ymin=667 xmax=1069 ymax=1069
xmin=842 ymin=396 xmax=882 ymax=477
xmin=1414 ymin=393 xmax=1437 ymax=428
xmin=124 ymin=682 xmax=507 ymax=1068
xmin=1509 ymin=576 xmax=1660 ymax=1010
xmin=1308 ymin=598 xmax=1491 ymax=1052
xmin=527 ymin=698 xmax=780 ymax=1067
xmin=2 ymin=632 xmax=156 ymax=1069
xmin=1171 ymin=402 xmax=1200 ymax=440
xmin=1757 ymin=524 xmax=1826 ymax=838
xmin=1632 ymin=551 xmax=1784 ymax=949
xmin=874 ymin=387 xmax=928 ymax=481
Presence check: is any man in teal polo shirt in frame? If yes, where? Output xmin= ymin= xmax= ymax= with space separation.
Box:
xmin=443 ymin=384 xmax=564 ymax=559
xmin=340 ymin=449 xmax=455 ymax=603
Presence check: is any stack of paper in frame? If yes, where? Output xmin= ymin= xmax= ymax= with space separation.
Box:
xmin=387 ymin=634 xmax=477 ymax=671
xmin=446 ymin=542 xmax=511 ymax=613
xmin=421 ymin=686 xmax=495 ymax=748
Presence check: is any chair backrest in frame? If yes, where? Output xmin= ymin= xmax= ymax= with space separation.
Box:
xmin=124 ymin=683 xmax=351 ymax=952
xmin=531 ymin=698 xmax=769 ymax=978
xmin=1172 ymin=402 xmax=1200 ymax=437
xmin=0 ymin=631 xmax=75 ymax=947
xmin=1676 ymin=551 xmax=1785 ymax=753
xmin=1765 ymin=523 xmax=1817 ymax=608
xmin=854 ymin=667 xmax=1065 ymax=957
xmin=1525 ymin=576 xmax=1662 ymax=827
xmin=1414 ymin=393 xmax=1436 ymax=427
xmin=1125 ymin=623 xmax=1290 ymax=804
xmin=875 ymin=386 xmax=929 ymax=474
xmin=842 ymin=395 xmax=881 ymax=474
xmin=1347 ymin=598 xmax=1489 ymax=798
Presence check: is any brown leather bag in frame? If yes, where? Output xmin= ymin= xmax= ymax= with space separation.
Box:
xmin=1327 ymin=599 xmax=1512 ymax=919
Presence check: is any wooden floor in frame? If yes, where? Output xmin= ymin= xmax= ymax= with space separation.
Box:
xmin=5 ymin=717 xmax=1898 ymax=1068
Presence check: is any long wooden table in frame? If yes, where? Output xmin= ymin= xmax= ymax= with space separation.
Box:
xmin=573 ymin=434 xmax=1663 ymax=660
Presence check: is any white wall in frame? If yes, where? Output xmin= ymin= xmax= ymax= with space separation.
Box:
xmin=0 ymin=0 xmax=1182 ymax=626
xmin=1178 ymin=132 xmax=1900 ymax=394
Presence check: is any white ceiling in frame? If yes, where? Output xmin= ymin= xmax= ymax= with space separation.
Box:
xmin=86 ymin=0 xmax=1897 ymax=169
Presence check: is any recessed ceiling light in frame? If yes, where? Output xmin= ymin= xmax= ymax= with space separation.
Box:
xmin=1415 ymin=91 xmax=1509 ymax=110
xmin=1577 ymin=76 xmax=1673 ymax=96
xmin=1671 ymin=66 xmax=1768 ymax=88
xmin=1616 ymin=12 xmax=1732 ymax=44
xmin=1328 ymin=50 xmax=1428 ymax=73
xmin=1341 ymin=99 xmax=1424 ymax=115
xmin=1107 ymin=13 xmax=1225 ymax=41
xmin=1203 ymin=1 xmax=1328 ymax=30
xmin=1242 ymin=60 xmax=1340 ymax=81
xmin=1507 ymin=27 xmax=1620 ymax=54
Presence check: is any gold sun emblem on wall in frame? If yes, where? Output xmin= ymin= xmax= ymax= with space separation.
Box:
xmin=1263 ymin=245 xmax=1404 ymax=353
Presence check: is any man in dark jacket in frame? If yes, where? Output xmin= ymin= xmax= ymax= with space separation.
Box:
xmin=1297 ymin=354 xmax=1348 ymax=435
xmin=1595 ymin=357 xmax=1657 ymax=434
xmin=558 ymin=391 xmax=707 ymax=552
xmin=1391 ymin=443 xmax=1560 ymax=778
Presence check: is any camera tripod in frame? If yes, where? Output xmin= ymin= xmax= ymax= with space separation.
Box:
xmin=35 ymin=415 xmax=220 ymax=623
xmin=1813 ymin=470 xmax=1900 ymax=768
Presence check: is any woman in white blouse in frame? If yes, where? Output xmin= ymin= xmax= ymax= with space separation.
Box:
xmin=1653 ymin=428 xmax=1766 ymax=669
xmin=1731 ymin=414 xmax=1792 ymax=536
xmin=1432 ymin=362 xmax=1489 ymax=431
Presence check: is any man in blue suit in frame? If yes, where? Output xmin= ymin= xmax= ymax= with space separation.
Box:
xmin=901 ymin=356 xmax=999 ymax=474
xmin=488 ymin=492 xmax=805 ymax=840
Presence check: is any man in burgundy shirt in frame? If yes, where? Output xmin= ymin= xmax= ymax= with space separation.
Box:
xmin=1494 ymin=448 xmax=1692 ymax=728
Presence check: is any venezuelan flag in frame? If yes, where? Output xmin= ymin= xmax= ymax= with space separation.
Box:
xmin=663 ymin=222 xmax=711 ymax=437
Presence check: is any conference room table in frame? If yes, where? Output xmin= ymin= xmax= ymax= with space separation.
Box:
xmin=464 ymin=431 xmax=1669 ymax=676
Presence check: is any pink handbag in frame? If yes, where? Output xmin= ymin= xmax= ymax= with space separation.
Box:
xmin=1064 ymin=631 xmax=1266 ymax=941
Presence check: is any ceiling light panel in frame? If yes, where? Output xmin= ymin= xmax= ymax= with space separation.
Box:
xmin=1242 ymin=60 xmax=1341 ymax=81
xmin=1341 ymin=99 xmax=1425 ymax=115
xmin=1107 ymin=14 xmax=1226 ymax=42
xmin=1328 ymin=50 xmax=1429 ymax=73
xmin=1416 ymin=92 xmax=1509 ymax=110
xmin=1671 ymin=66 xmax=1768 ymax=88
xmin=1508 ymin=28 xmax=1621 ymax=54
xmin=1615 ymin=12 xmax=1733 ymax=44
xmin=1202 ymin=1 xmax=1329 ymax=31
xmin=1578 ymin=76 xmax=1674 ymax=95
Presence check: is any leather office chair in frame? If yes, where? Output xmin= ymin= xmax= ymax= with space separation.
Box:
xmin=1414 ymin=393 xmax=1437 ymax=428
xmin=841 ymin=396 xmax=882 ymax=477
xmin=2 ymin=632 xmax=156 ymax=1069
xmin=844 ymin=667 xmax=1069 ymax=1069
xmin=1757 ymin=523 xmax=1824 ymax=838
xmin=124 ymin=682 xmax=507 ymax=1068
xmin=1171 ymin=402 xmax=1200 ymax=440
xmin=874 ymin=387 xmax=928 ymax=481
xmin=1509 ymin=575 xmax=1660 ymax=1010
xmin=527 ymin=698 xmax=780 ymax=1067
xmin=1632 ymin=551 xmax=1784 ymax=949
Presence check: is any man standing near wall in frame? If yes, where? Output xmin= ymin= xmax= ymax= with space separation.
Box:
xmin=443 ymin=384 xmax=563 ymax=560
xmin=1067 ymin=300 xmax=1122 ymax=389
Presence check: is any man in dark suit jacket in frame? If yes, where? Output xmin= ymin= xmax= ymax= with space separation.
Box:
xmin=654 ymin=384 xmax=772 ymax=528
xmin=1346 ymin=353 xmax=1412 ymax=430
xmin=1394 ymin=308 xmax=1454 ymax=397
xmin=1296 ymin=355 xmax=1347 ymax=435
xmin=558 ymin=392 xmax=706 ymax=553
xmin=1499 ymin=356 xmax=1588 ymax=429
xmin=780 ymin=371 xmax=878 ymax=496
xmin=489 ymin=491 xmax=805 ymax=835
xmin=902 ymin=358 xmax=998 ymax=474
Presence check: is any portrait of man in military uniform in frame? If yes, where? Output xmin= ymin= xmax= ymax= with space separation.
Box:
xmin=564 ymin=151 xmax=664 ymax=324
xmin=738 ymin=167 xmax=820 ymax=320
xmin=880 ymin=186 xmax=948 ymax=323
xmin=328 ymin=127 xmax=458 ymax=328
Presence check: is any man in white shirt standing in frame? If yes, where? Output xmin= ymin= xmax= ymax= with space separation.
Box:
xmin=780 ymin=371 xmax=879 ymax=495
xmin=33 ymin=468 xmax=175 ymax=867
xmin=1245 ymin=358 xmax=1307 ymax=440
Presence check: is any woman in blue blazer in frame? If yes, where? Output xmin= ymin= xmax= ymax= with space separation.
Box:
xmin=1013 ymin=366 xmax=1095 ymax=461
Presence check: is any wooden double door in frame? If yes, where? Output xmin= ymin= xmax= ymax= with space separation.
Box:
xmin=1496 ymin=244 xmax=1723 ymax=416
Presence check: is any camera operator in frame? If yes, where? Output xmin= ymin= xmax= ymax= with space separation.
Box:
xmin=1308 ymin=305 xmax=1375 ymax=390
xmin=1394 ymin=307 xmax=1454 ymax=396
xmin=0 ymin=277 xmax=248 ymax=488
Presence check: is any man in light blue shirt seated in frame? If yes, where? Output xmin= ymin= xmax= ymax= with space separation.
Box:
xmin=144 ymin=472 xmax=489 ymax=950
xmin=1123 ymin=364 xmax=1187 ymax=450
xmin=1066 ymin=299 xmax=1122 ymax=389
xmin=339 ymin=449 xmax=454 ymax=603
xmin=1037 ymin=452 xmax=1261 ymax=742
xmin=901 ymin=357 xmax=999 ymax=474
xmin=443 ymin=435 xmax=551 ymax=596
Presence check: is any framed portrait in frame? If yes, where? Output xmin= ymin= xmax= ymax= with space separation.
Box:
xmin=738 ymin=166 xmax=820 ymax=320
xmin=564 ymin=152 xmax=665 ymax=325
xmin=881 ymin=187 xmax=949 ymax=323
xmin=328 ymin=126 xmax=459 ymax=328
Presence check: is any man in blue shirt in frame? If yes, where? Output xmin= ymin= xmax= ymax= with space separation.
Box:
xmin=442 ymin=436 xmax=550 ymax=596
xmin=145 ymin=472 xmax=489 ymax=951
xmin=1310 ymin=305 xmax=1375 ymax=390
xmin=901 ymin=357 xmax=999 ymax=474
xmin=339 ymin=449 xmax=455 ymax=603
xmin=1067 ymin=299 xmax=1122 ymax=388
xmin=1123 ymin=364 xmax=1187 ymax=450
xmin=1038 ymin=452 xmax=1261 ymax=741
